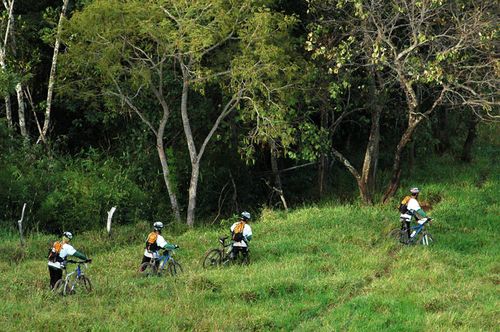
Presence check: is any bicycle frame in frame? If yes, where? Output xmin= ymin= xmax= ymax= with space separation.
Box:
xmin=59 ymin=260 xmax=89 ymax=295
xmin=142 ymin=249 xmax=181 ymax=275
xmin=218 ymin=237 xmax=233 ymax=261
xmin=157 ymin=251 xmax=175 ymax=271
xmin=410 ymin=218 xmax=430 ymax=236
xmin=404 ymin=218 xmax=432 ymax=244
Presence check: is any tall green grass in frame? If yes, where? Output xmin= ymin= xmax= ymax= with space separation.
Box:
xmin=0 ymin=151 xmax=498 ymax=331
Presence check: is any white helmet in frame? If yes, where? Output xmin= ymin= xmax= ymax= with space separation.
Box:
xmin=153 ymin=221 xmax=164 ymax=230
xmin=410 ymin=187 xmax=420 ymax=195
xmin=63 ymin=231 xmax=73 ymax=240
xmin=240 ymin=211 xmax=251 ymax=221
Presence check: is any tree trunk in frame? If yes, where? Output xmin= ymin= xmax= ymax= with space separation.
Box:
xmin=270 ymin=140 xmax=288 ymax=211
xmin=178 ymin=56 xmax=242 ymax=226
xmin=41 ymin=0 xmax=69 ymax=141
xmin=331 ymin=147 xmax=366 ymax=201
xmin=180 ymin=58 xmax=199 ymax=226
xmin=156 ymin=139 xmax=181 ymax=222
xmin=0 ymin=49 xmax=12 ymax=131
xmin=331 ymin=114 xmax=379 ymax=205
xmin=3 ymin=95 xmax=13 ymax=131
xmin=461 ymin=116 xmax=478 ymax=163
xmin=318 ymin=153 xmax=326 ymax=199
xmin=357 ymin=178 xmax=371 ymax=205
xmin=15 ymin=82 xmax=27 ymax=141
xmin=2 ymin=1 xmax=27 ymax=141
xmin=358 ymin=108 xmax=380 ymax=205
xmin=318 ymin=107 xmax=328 ymax=199
xmin=1 ymin=0 xmax=14 ymax=131
xmin=186 ymin=163 xmax=199 ymax=227
xmin=331 ymin=66 xmax=381 ymax=205
xmin=359 ymin=72 xmax=382 ymax=204
xmin=382 ymin=116 xmax=421 ymax=203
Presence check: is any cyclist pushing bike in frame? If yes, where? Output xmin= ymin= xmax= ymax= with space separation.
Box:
xmin=399 ymin=187 xmax=432 ymax=243
xmin=140 ymin=222 xmax=179 ymax=270
xmin=229 ymin=211 xmax=253 ymax=262
xmin=47 ymin=231 xmax=91 ymax=289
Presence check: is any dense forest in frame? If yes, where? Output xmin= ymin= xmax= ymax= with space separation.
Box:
xmin=0 ymin=0 xmax=498 ymax=232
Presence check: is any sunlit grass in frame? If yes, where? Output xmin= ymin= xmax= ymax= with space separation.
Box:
xmin=0 ymin=151 xmax=498 ymax=331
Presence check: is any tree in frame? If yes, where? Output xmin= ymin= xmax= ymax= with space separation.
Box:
xmin=62 ymin=0 xmax=298 ymax=225
xmin=306 ymin=1 xmax=385 ymax=204
xmin=307 ymin=0 xmax=499 ymax=203
xmin=40 ymin=0 xmax=69 ymax=143
xmin=0 ymin=0 xmax=14 ymax=131
xmin=1 ymin=0 xmax=28 ymax=140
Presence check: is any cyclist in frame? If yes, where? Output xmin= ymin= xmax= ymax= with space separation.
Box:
xmin=400 ymin=187 xmax=430 ymax=242
xmin=47 ymin=231 xmax=91 ymax=289
xmin=230 ymin=211 xmax=253 ymax=261
xmin=140 ymin=221 xmax=179 ymax=269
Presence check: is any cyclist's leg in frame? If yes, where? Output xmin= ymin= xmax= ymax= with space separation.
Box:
xmin=154 ymin=259 xmax=160 ymax=269
xmin=241 ymin=246 xmax=250 ymax=265
xmin=233 ymin=246 xmax=248 ymax=263
xmin=48 ymin=266 xmax=63 ymax=289
xmin=230 ymin=244 xmax=238 ymax=260
xmin=398 ymin=218 xmax=409 ymax=244
xmin=405 ymin=219 xmax=411 ymax=241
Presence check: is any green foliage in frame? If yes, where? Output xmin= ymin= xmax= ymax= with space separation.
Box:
xmin=36 ymin=157 xmax=147 ymax=232
xmin=0 ymin=68 xmax=18 ymax=95
xmin=0 ymin=134 xmax=149 ymax=232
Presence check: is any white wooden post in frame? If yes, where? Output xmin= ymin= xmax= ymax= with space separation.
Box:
xmin=17 ymin=203 xmax=26 ymax=246
xmin=107 ymin=206 xmax=117 ymax=236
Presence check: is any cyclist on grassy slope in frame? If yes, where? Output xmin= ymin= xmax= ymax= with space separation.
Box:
xmin=230 ymin=211 xmax=253 ymax=261
xmin=47 ymin=231 xmax=91 ymax=289
xmin=140 ymin=222 xmax=179 ymax=269
xmin=400 ymin=187 xmax=431 ymax=241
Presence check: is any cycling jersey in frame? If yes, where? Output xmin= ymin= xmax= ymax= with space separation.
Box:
xmin=230 ymin=222 xmax=252 ymax=247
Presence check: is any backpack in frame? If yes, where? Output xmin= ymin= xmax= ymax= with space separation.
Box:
xmin=145 ymin=232 xmax=159 ymax=252
xmin=399 ymin=196 xmax=412 ymax=214
xmin=232 ymin=222 xmax=245 ymax=242
xmin=48 ymin=241 xmax=63 ymax=263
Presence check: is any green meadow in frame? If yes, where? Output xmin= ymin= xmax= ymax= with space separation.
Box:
xmin=0 ymin=151 xmax=498 ymax=332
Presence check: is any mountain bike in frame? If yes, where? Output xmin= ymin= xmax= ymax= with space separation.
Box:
xmin=138 ymin=249 xmax=182 ymax=277
xmin=388 ymin=217 xmax=434 ymax=245
xmin=52 ymin=260 xmax=92 ymax=296
xmin=202 ymin=236 xmax=250 ymax=268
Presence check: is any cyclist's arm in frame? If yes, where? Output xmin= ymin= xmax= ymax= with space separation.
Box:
xmin=162 ymin=243 xmax=177 ymax=250
xmin=415 ymin=208 xmax=427 ymax=218
xmin=244 ymin=226 xmax=252 ymax=242
xmin=64 ymin=244 xmax=88 ymax=261
xmin=72 ymin=251 xmax=88 ymax=260
xmin=157 ymin=235 xmax=177 ymax=250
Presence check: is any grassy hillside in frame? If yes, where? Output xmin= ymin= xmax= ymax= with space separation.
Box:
xmin=0 ymin=151 xmax=498 ymax=331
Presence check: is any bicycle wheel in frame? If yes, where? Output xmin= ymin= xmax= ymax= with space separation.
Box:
xmin=420 ymin=233 xmax=434 ymax=246
xmin=387 ymin=228 xmax=401 ymax=240
xmin=52 ymin=279 xmax=68 ymax=296
xmin=167 ymin=261 xmax=183 ymax=276
xmin=78 ymin=275 xmax=92 ymax=292
xmin=202 ymin=249 xmax=222 ymax=268
xmin=139 ymin=262 xmax=157 ymax=277
xmin=388 ymin=228 xmax=409 ymax=244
